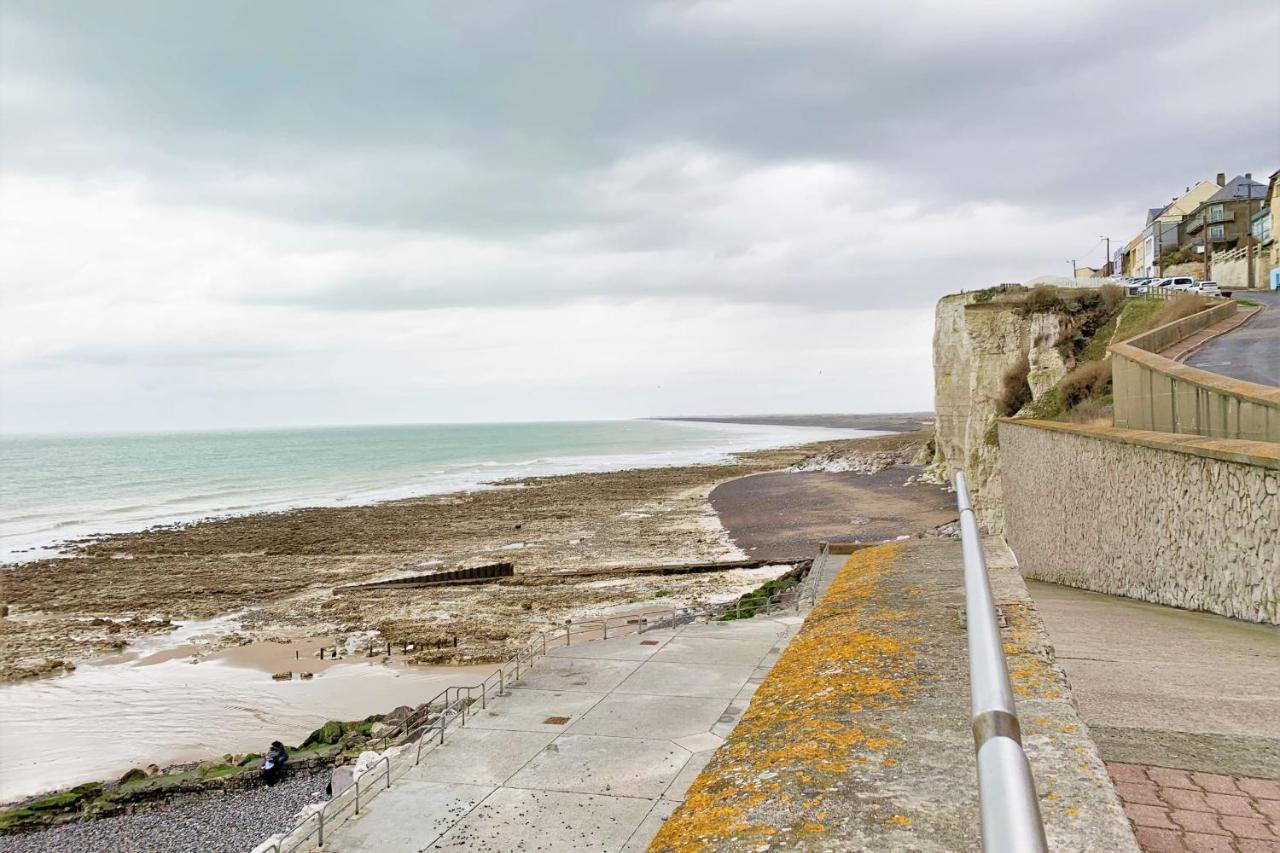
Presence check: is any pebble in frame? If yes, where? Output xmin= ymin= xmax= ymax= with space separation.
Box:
xmin=0 ymin=772 xmax=326 ymax=853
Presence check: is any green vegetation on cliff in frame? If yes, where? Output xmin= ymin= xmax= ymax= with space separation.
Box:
xmin=1015 ymin=293 xmax=1212 ymax=423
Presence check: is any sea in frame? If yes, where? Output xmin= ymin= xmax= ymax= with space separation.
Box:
xmin=0 ymin=419 xmax=874 ymax=564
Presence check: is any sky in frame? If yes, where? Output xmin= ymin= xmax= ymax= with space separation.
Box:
xmin=1 ymin=1 xmax=1277 ymax=433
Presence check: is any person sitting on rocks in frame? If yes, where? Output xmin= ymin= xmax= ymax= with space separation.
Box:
xmin=262 ymin=741 xmax=289 ymax=786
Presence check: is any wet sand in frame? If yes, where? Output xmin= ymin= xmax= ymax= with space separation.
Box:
xmin=710 ymin=466 xmax=958 ymax=561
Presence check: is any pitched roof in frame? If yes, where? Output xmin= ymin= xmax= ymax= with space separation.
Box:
xmin=1207 ymin=175 xmax=1267 ymax=203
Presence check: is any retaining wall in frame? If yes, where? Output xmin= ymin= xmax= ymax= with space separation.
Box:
xmin=998 ymin=419 xmax=1279 ymax=624
xmin=1111 ymin=302 xmax=1280 ymax=442
xmin=1211 ymin=245 xmax=1267 ymax=290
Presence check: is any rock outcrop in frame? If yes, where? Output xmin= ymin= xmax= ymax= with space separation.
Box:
xmin=926 ymin=293 xmax=1069 ymax=531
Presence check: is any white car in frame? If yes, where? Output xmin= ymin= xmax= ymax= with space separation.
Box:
xmin=1191 ymin=281 xmax=1222 ymax=296
xmin=1167 ymin=276 xmax=1197 ymax=291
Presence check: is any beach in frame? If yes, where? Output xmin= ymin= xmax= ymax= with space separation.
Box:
xmin=0 ymin=424 xmax=942 ymax=801
xmin=0 ymin=431 xmax=920 ymax=681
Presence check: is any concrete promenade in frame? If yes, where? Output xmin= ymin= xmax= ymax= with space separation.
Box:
xmin=1028 ymin=580 xmax=1280 ymax=851
xmin=326 ymin=612 xmax=804 ymax=851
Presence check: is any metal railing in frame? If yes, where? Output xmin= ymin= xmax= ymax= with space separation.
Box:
xmin=804 ymin=541 xmax=831 ymax=605
xmin=256 ymin=582 xmax=809 ymax=853
xmin=954 ymin=471 xmax=1048 ymax=853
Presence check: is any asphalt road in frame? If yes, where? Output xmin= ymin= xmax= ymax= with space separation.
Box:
xmin=1184 ymin=290 xmax=1280 ymax=387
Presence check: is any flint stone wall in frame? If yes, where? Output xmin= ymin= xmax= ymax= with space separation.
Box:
xmin=999 ymin=419 xmax=1279 ymax=624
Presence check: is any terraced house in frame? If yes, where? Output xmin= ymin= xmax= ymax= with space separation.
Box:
xmin=1255 ymin=169 xmax=1279 ymax=288
xmin=1178 ymin=172 xmax=1268 ymax=252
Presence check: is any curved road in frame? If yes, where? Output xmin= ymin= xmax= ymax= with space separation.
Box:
xmin=1184 ymin=290 xmax=1280 ymax=387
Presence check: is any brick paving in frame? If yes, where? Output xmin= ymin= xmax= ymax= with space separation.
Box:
xmin=1108 ymin=763 xmax=1280 ymax=852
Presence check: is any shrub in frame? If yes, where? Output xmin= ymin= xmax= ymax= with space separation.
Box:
xmin=1099 ymin=284 xmax=1125 ymax=313
xmin=1160 ymin=248 xmax=1199 ymax=266
xmin=1057 ymin=359 xmax=1112 ymax=410
xmin=1062 ymin=398 xmax=1113 ymax=425
xmin=1021 ymin=284 xmax=1063 ymax=313
xmin=996 ymin=356 xmax=1032 ymax=417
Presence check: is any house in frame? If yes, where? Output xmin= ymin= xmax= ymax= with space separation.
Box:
xmin=1258 ymin=170 xmax=1279 ymax=288
xmin=1178 ymin=173 xmax=1267 ymax=253
xmin=1121 ymin=179 xmax=1221 ymax=276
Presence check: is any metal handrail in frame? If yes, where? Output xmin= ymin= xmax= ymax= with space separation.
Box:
xmin=806 ymin=542 xmax=831 ymax=604
xmin=954 ymin=472 xmax=1048 ymax=853
xmin=255 ymin=583 xmax=807 ymax=853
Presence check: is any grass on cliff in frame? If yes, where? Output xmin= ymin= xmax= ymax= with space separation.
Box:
xmin=1018 ymin=293 xmax=1216 ymax=423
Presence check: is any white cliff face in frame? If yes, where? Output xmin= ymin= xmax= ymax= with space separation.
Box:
xmin=927 ymin=294 xmax=1069 ymax=532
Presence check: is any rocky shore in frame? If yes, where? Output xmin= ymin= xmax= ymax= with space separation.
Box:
xmin=0 ymin=428 xmax=946 ymax=851
xmin=1 ymin=431 xmax=932 ymax=683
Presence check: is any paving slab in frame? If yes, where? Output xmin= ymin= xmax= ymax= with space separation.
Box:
xmin=650 ymin=635 xmax=777 ymax=667
xmin=613 ymin=659 xmax=755 ymax=699
xmin=1025 ymin=579 xmax=1280 ymax=742
xmin=412 ymin=727 xmax=559 ymax=786
xmin=428 ymin=786 xmax=655 ymax=852
xmin=505 ymin=734 xmax=691 ymax=798
xmin=621 ymin=800 xmax=680 ymax=853
xmin=330 ymin=780 xmax=494 ymax=852
xmin=320 ymin=613 xmax=808 ymax=853
xmin=544 ymin=634 xmax=672 ymax=661
xmin=676 ymin=619 xmax=790 ymax=639
xmin=566 ymin=693 xmax=733 ymax=740
xmin=672 ymin=732 xmax=723 ymax=753
xmin=709 ymin=698 xmax=750 ymax=739
xmin=509 ymin=656 xmax=642 ymax=693
xmin=465 ymin=687 xmax=605 ymax=733
xmin=662 ymin=751 xmax=713 ymax=801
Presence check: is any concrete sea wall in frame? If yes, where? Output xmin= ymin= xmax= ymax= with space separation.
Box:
xmin=999 ymin=419 xmax=1279 ymax=625
xmin=1111 ymin=301 xmax=1280 ymax=442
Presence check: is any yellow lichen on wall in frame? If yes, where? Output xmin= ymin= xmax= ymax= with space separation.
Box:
xmin=650 ymin=542 xmax=919 ymax=852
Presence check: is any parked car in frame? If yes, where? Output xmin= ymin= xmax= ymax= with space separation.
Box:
xmin=1191 ymin=281 xmax=1222 ymax=296
xmin=1167 ymin=276 xmax=1197 ymax=291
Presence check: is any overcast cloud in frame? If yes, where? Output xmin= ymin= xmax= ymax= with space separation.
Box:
xmin=1 ymin=0 xmax=1277 ymax=431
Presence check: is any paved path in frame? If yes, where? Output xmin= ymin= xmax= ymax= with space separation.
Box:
xmin=1184 ymin=291 xmax=1280 ymax=387
xmin=326 ymin=613 xmax=804 ymax=851
xmin=1161 ymin=306 xmax=1261 ymax=363
xmin=1027 ymin=580 xmax=1280 ymax=852
xmin=1105 ymin=763 xmax=1280 ymax=853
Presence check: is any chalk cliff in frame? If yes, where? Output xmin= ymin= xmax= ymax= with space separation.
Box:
xmin=926 ymin=293 xmax=1069 ymax=531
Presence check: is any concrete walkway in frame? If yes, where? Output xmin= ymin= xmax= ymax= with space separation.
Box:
xmin=326 ymin=613 xmax=804 ymax=851
xmin=1027 ymin=581 xmax=1280 ymax=852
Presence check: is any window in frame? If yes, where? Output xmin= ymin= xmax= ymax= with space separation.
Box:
xmin=1209 ymin=225 xmax=1225 ymax=240
xmin=1209 ymin=204 xmax=1225 ymax=222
